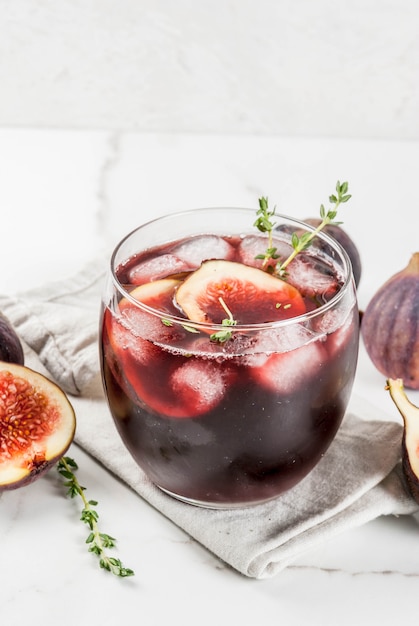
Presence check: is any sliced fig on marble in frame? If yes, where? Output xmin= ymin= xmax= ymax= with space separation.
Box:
xmin=386 ymin=377 xmax=419 ymax=503
xmin=0 ymin=362 xmax=76 ymax=491
xmin=0 ymin=312 xmax=24 ymax=365
xmin=303 ymin=218 xmax=362 ymax=287
xmin=362 ymin=253 xmax=419 ymax=389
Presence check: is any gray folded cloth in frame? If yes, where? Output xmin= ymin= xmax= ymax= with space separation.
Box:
xmin=1 ymin=261 xmax=417 ymax=579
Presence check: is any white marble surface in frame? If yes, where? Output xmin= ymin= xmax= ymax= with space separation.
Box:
xmin=1 ymin=128 xmax=419 ymax=625
xmin=1 ymin=1 xmax=419 ymax=140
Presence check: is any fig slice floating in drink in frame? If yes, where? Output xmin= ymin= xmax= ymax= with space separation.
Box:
xmin=128 ymin=278 xmax=181 ymax=313
xmin=112 ymin=278 xmax=185 ymax=346
xmin=175 ymin=260 xmax=306 ymax=325
xmin=105 ymin=277 xmax=236 ymax=418
xmin=0 ymin=362 xmax=76 ymax=491
xmin=104 ymin=278 xmax=183 ymax=398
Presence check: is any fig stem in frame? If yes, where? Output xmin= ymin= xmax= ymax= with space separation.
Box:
xmin=386 ymin=378 xmax=419 ymax=423
xmin=385 ymin=378 xmax=419 ymax=425
xmin=57 ymin=456 xmax=134 ymax=578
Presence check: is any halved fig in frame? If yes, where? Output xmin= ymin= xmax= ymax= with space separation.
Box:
xmin=175 ymin=260 xmax=306 ymax=325
xmin=386 ymin=377 xmax=419 ymax=503
xmin=0 ymin=362 xmax=76 ymax=491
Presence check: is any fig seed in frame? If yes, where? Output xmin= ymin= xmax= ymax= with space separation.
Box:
xmin=0 ymin=362 xmax=76 ymax=491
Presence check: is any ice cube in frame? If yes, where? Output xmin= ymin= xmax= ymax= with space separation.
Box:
xmin=250 ymin=340 xmax=326 ymax=394
xmin=169 ymin=359 xmax=234 ymax=417
xmin=251 ymin=323 xmax=321 ymax=356
xmin=237 ymin=235 xmax=293 ymax=269
xmin=110 ymin=313 xmax=160 ymax=365
xmin=186 ymin=332 xmax=258 ymax=359
xmin=322 ymin=308 xmax=357 ymax=358
xmin=285 ymin=254 xmax=339 ymax=298
xmin=120 ymin=305 xmax=186 ymax=347
xmin=128 ymin=254 xmax=192 ymax=284
xmin=171 ymin=235 xmax=235 ymax=267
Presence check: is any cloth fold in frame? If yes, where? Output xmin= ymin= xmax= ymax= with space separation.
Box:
xmin=0 ymin=263 xmax=417 ymax=579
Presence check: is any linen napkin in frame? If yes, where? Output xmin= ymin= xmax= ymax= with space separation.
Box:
xmin=0 ymin=261 xmax=417 ymax=579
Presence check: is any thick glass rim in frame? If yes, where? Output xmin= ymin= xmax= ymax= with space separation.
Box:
xmin=109 ymin=207 xmax=355 ymax=332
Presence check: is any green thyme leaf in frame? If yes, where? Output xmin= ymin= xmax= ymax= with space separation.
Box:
xmin=210 ymin=297 xmax=237 ymax=343
xmin=57 ymin=457 xmax=135 ymax=578
xmin=253 ymin=197 xmax=279 ymax=269
xmin=257 ymin=180 xmax=351 ymax=276
xmin=210 ymin=319 xmax=237 ymax=343
xmin=182 ymin=324 xmax=200 ymax=334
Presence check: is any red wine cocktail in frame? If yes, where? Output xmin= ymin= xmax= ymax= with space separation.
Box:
xmin=100 ymin=207 xmax=359 ymax=507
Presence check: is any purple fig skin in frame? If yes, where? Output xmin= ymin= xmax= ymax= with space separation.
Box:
xmin=0 ymin=362 xmax=76 ymax=491
xmin=304 ymin=218 xmax=362 ymax=287
xmin=402 ymin=437 xmax=419 ymax=504
xmin=362 ymin=254 xmax=419 ymax=389
xmin=386 ymin=378 xmax=419 ymax=503
xmin=0 ymin=457 xmax=52 ymax=492
xmin=0 ymin=313 xmax=24 ymax=365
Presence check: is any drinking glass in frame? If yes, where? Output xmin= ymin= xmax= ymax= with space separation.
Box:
xmin=100 ymin=208 xmax=359 ymax=508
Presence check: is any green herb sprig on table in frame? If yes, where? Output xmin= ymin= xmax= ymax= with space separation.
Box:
xmin=57 ymin=456 xmax=134 ymax=578
xmin=255 ymin=180 xmax=351 ymax=277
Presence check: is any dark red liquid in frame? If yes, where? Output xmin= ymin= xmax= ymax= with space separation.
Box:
xmin=101 ymin=233 xmax=359 ymax=506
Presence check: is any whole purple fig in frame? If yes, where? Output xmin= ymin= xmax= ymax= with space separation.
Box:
xmin=362 ymin=253 xmax=419 ymax=389
xmin=0 ymin=312 xmax=24 ymax=365
xmin=304 ymin=218 xmax=362 ymax=287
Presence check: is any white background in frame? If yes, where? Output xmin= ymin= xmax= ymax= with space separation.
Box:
xmin=2 ymin=4 xmax=419 ymax=625
xmin=1 ymin=0 xmax=418 ymax=139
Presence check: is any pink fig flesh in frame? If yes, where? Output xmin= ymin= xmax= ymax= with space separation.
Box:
xmin=0 ymin=362 xmax=76 ymax=491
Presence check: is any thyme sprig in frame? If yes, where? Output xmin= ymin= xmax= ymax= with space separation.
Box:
xmin=255 ymin=180 xmax=351 ymax=277
xmin=210 ymin=297 xmax=237 ymax=343
xmin=254 ymin=196 xmax=280 ymax=270
xmin=163 ymin=181 xmax=351 ymax=345
xmin=57 ymin=456 xmax=134 ymax=578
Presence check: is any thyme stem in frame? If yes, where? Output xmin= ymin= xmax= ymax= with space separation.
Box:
xmin=57 ymin=456 xmax=134 ymax=578
xmin=256 ymin=181 xmax=351 ymax=277
xmin=209 ymin=297 xmax=237 ymax=343
xmin=218 ymin=296 xmax=235 ymax=322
